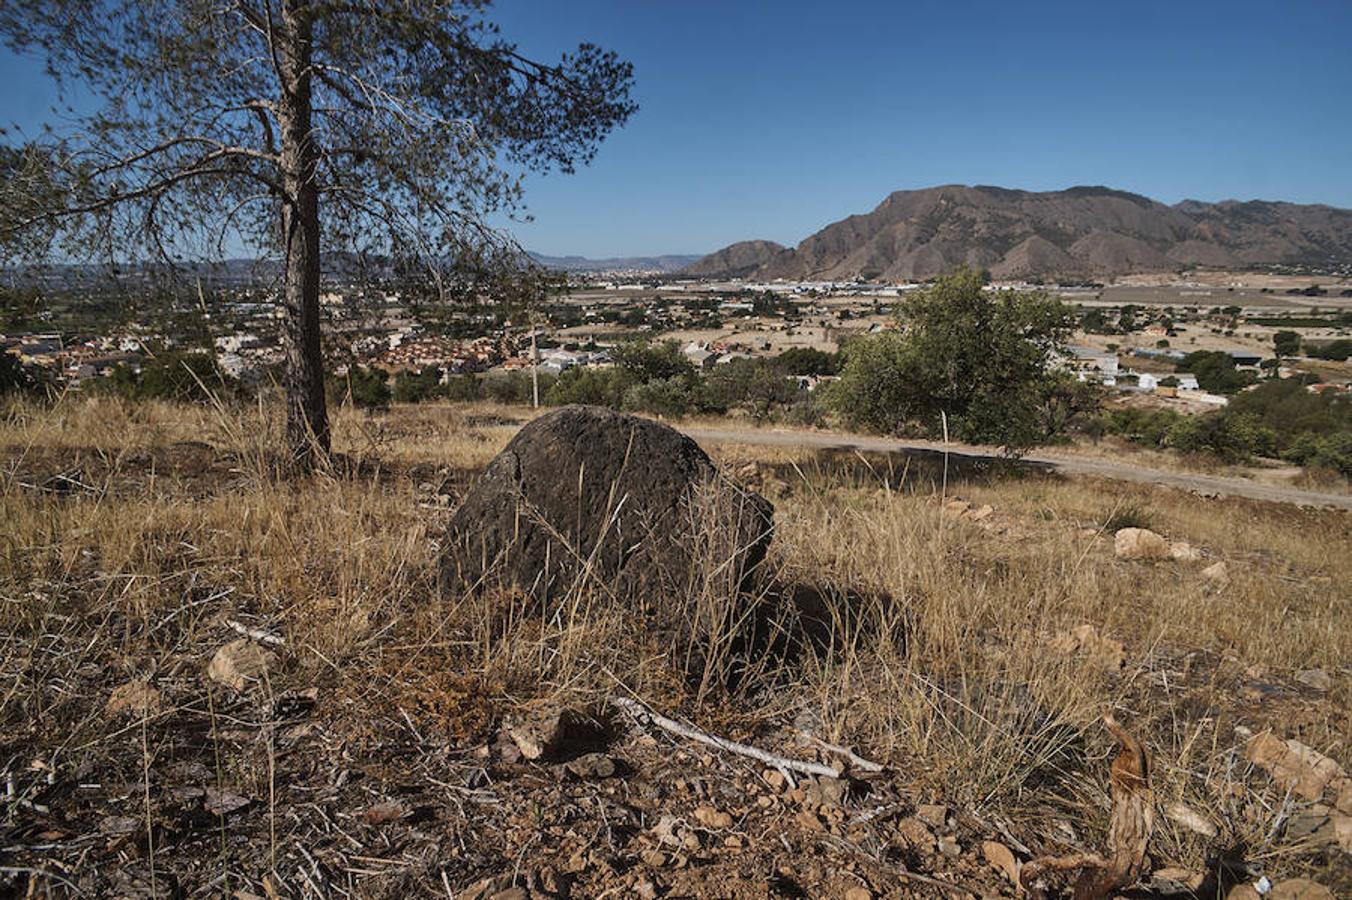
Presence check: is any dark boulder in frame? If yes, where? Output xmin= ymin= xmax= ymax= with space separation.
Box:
xmin=440 ymin=405 xmax=773 ymax=603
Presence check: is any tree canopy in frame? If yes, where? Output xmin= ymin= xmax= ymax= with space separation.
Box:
xmin=0 ymin=0 xmax=637 ymax=465
xmin=830 ymin=268 xmax=1075 ymax=450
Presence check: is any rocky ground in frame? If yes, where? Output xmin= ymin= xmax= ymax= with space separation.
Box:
xmin=2 ymin=401 xmax=1349 ymax=898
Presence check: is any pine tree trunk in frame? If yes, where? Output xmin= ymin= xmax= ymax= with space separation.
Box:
xmin=277 ymin=0 xmax=329 ymax=470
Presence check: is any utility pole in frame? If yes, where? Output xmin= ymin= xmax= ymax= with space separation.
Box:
xmin=530 ymin=323 xmax=540 ymax=409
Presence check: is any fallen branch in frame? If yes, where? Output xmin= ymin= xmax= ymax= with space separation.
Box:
xmin=793 ymin=729 xmax=885 ymax=773
xmin=610 ymin=696 xmax=841 ymax=779
xmin=227 ymin=619 xmax=285 ymax=647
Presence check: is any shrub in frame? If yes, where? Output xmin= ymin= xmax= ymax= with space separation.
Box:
xmin=94 ymin=351 xmax=236 ymax=403
xmin=392 ymin=368 xmax=443 ymax=403
xmin=345 ymin=366 xmax=391 ymax=409
xmin=546 ymin=366 xmax=627 ymax=408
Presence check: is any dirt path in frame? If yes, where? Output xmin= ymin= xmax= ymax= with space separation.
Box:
xmin=682 ymin=425 xmax=1352 ymax=510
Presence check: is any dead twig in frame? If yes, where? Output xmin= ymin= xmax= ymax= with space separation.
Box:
xmin=227 ymin=619 xmax=285 ymax=647
xmin=610 ymin=696 xmax=841 ymax=779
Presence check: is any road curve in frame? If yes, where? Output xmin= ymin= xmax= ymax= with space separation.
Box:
xmin=680 ymin=425 xmax=1352 ymax=511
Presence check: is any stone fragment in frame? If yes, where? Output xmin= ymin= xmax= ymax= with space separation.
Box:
xmin=1048 ymin=623 xmax=1126 ymax=670
xmin=1246 ymin=732 xmax=1345 ymax=802
xmin=1114 ymin=527 xmax=1171 ymax=561
xmin=1202 ymin=561 xmax=1230 ymax=583
xmin=362 ymin=801 xmax=408 ymax=826
xmin=1270 ymin=879 xmax=1335 ymax=900
xmin=206 ymin=639 xmax=274 ymax=693
xmin=894 ymin=817 xmax=933 ymax=850
xmin=504 ymin=707 xmax=596 ymax=761
xmin=1170 ymin=541 xmax=1203 ymax=561
xmin=1295 ymin=669 xmax=1332 ymax=692
xmin=693 ymin=806 xmax=733 ymax=830
xmin=1165 ymin=801 xmax=1217 ymax=837
xmin=981 ymin=840 xmax=1019 ymax=885
xmin=915 ymin=803 xmax=948 ymax=829
xmin=563 ymin=752 xmax=616 ymax=779
xmin=104 ymin=680 xmax=163 ymax=718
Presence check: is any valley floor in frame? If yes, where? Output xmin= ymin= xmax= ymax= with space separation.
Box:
xmin=1 ymin=399 xmax=1348 ymax=898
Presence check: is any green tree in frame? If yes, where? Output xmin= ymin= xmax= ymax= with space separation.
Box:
xmin=343 ymin=366 xmax=391 ymax=410
xmin=0 ymin=2 xmax=636 ymax=468
xmin=1176 ymin=351 xmax=1257 ymax=394
xmin=1272 ymin=330 xmax=1302 ymax=357
xmin=831 ymin=268 xmax=1075 ymax=450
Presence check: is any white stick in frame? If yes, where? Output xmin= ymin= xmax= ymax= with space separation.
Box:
xmin=794 ymin=730 xmax=885 ymax=773
xmin=227 ymin=619 xmax=285 ymax=646
xmin=610 ymin=696 xmax=841 ymax=779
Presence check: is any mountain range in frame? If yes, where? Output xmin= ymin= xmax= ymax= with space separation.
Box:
xmin=528 ymin=252 xmax=702 ymax=273
xmin=684 ymin=185 xmax=1352 ymax=281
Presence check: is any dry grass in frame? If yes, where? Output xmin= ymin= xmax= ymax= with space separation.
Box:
xmin=2 ymin=395 xmax=1348 ymax=894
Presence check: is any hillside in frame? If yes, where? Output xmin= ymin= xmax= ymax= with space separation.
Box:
xmin=680 ymin=239 xmax=787 ymax=278
xmin=689 ymin=185 xmax=1352 ymax=281
xmin=2 ymin=398 xmax=1349 ymax=897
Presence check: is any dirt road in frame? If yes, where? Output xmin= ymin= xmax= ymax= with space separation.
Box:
xmin=681 ymin=425 xmax=1352 ymax=510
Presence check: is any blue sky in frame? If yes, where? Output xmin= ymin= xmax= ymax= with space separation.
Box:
xmin=4 ymin=0 xmax=1351 ymax=258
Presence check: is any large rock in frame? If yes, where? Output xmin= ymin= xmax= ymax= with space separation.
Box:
xmin=440 ymin=406 xmax=774 ymax=604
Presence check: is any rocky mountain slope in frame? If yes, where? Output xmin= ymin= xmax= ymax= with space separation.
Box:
xmin=686 ymin=185 xmax=1352 ymax=280
xmin=680 ymin=239 xmax=787 ymax=278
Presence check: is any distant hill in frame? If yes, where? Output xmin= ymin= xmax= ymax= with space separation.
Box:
xmin=680 ymin=240 xmax=787 ymax=278
xmin=528 ymin=252 xmax=703 ymax=273
xmin=688 ymin=185 xmax=1352 ymax=281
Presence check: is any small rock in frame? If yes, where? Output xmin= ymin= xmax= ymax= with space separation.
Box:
xmin=1165 ymin=801 xmax=1218 ymax=837
xmin=362 ymin=801 xmax=408 ymax=826
xmin=652 ymin=814 xmax=684 ymax=847
xmin=1152 ymin=867 xmax=1203 ymax=890
xmin=894 ymin=817 xmax=934 ymax=849
xmin=1202 ymin=561 xmax=1230 ymax=583
xmin=1119 ymin=521 xmax=1173 ymax=556
xmin=804 ymin=776 xmax=850 ymax=809
xmin=1270 ymin=878 xmax=1335 ymax=900
xmin=796 ymin=809 xmax=824 ymax=832
xmin=206 ymin=639 xmax=275 ymax=693
xmin=1048 ymin=624 xmax=1125 ymax=670
xmin=943 ymin=499 xmax=971 ymax=516
xmin=505 ymin=707 xmax=592 ymax=761
xmin=763 ymin=769 xmax=786 ymax=790
xmin=1170 ymin=541 xmax=1203 ymax=562
xmin=937 ymin=834 xmax=961 ymax=859
xmin=1295 ymin=669 xmax=1332 ymax=692
xmin=981 ymin=841 xmax=1019 ymax=885
xmin=640 ymin=849 xmax=667 ymax=868
xmin=1246 ymin=732 xmax=1345 ymax=802
xmin=203 ymin=787 xmax=251 ymax=816
xmin=915 ymin=803 xmax=948 ymax=829
xmin=844 ymin=888 xmax=873 ymax=900
xmin=99 ymin=815 xmax=139 ymax=835
xmin=969 ymin=504 xmax=994 ymax=521
xmin=564 ymin=753 xmax=616 ymax=779
xmin=1114 ymin=527 xmax=1171 ymax=561
xmin=694 ymin=806 xmax=734 ymax=830
xmin=104 ymin=680 xmax=163 ymax=718
xmin=1226 ymin=886 xmax=1262 ymax=900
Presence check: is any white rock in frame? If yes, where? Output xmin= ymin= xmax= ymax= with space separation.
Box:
xmin=1114 ymin=527 xmax=1172 ymax=561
